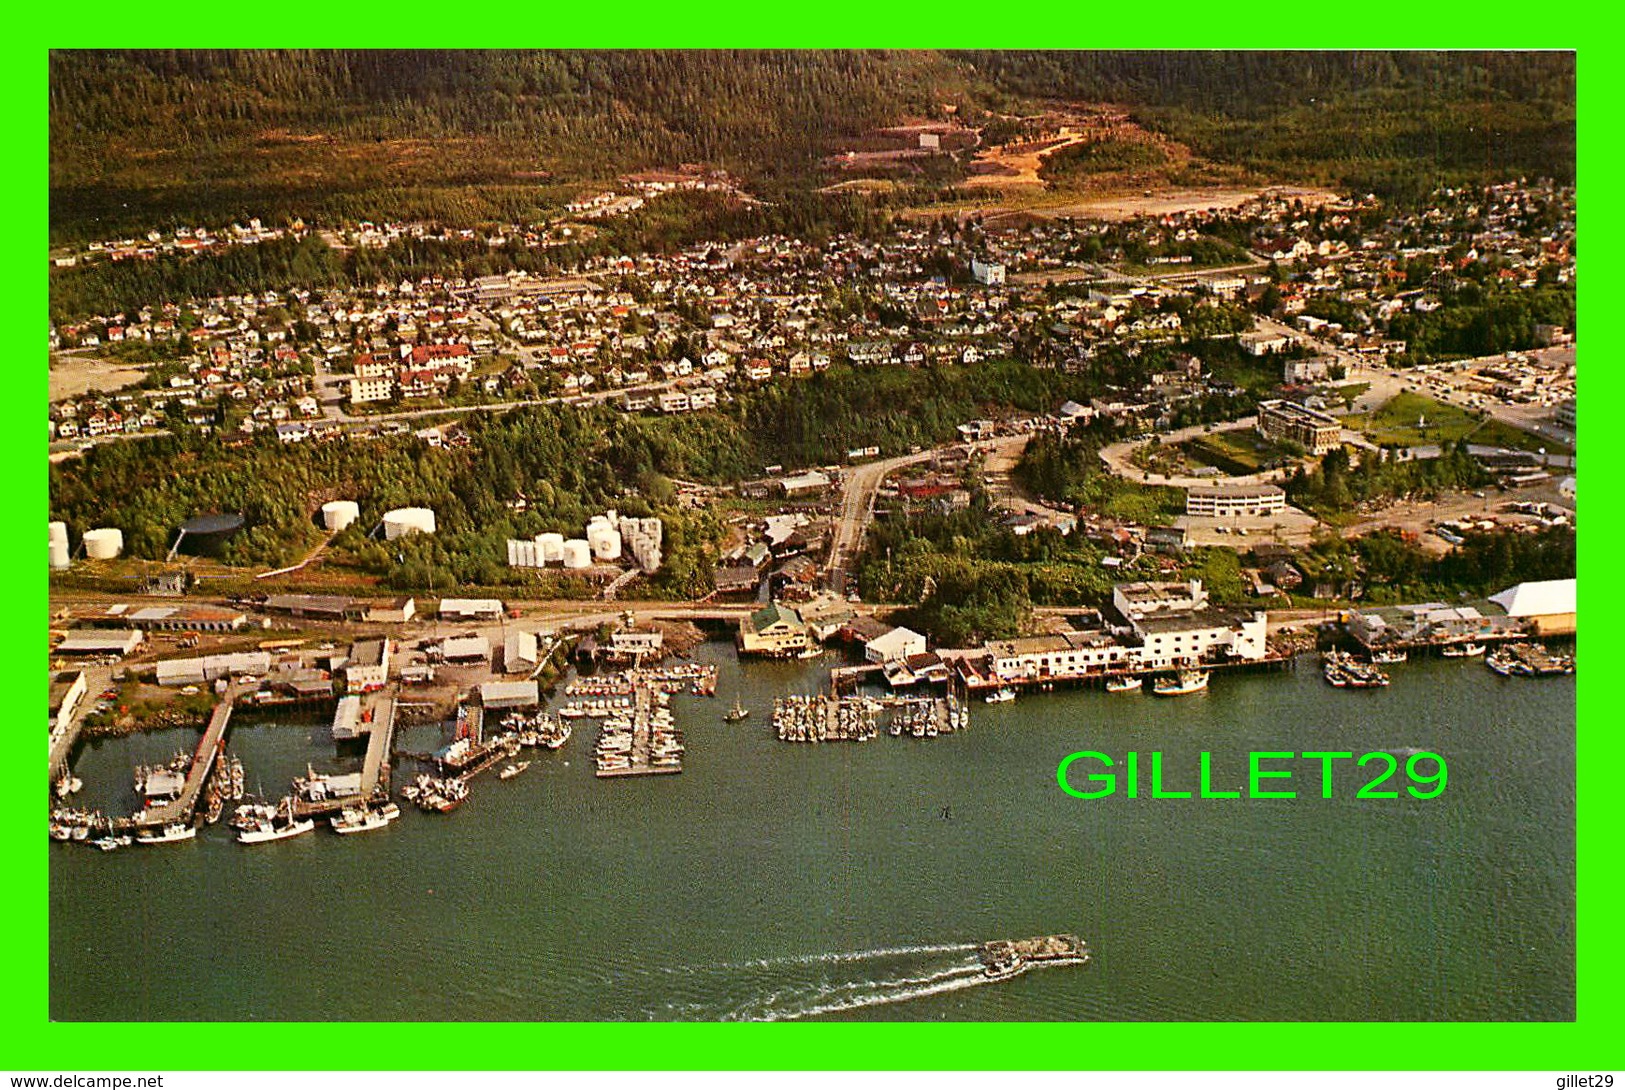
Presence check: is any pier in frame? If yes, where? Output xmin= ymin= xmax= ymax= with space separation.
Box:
xmin=595 ymin=681 xmax=683 ymax=777
xmin=291 ymin=688 xmax=398 ymax=818
xmin=136 ymin=679 xmax=246 ymax=828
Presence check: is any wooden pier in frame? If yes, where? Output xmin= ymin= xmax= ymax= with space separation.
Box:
xmin=136 ymin=679 xmax=247 ymax=828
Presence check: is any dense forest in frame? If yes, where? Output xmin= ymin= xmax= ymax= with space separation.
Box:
xmin=49 ymin=50 xmax=971 ymax=241
xmin=49 ymin=50 xmax=1574 ymax=242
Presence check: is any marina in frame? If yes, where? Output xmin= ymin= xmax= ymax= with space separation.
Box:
xmin=49 ymin=642 xmax=1575 ymax=1021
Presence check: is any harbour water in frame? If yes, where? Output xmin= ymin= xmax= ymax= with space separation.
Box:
xmin=49 ymin=644 xmax=1575 ymax=1021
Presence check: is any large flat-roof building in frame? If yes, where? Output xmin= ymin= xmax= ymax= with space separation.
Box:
xmin=54 ymin=629 xmax=145 ymax=658
xmin=1185 ymin=484 xmax=1288 ymax=519
xmin=438 ymin=598 xmax=504 ymax=622
xmin=1256 ymin=399 xmax=1342 ymax=455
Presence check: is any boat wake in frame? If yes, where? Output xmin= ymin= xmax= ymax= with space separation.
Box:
xmin=632 ymin=941 xmax=1069 ymax=1021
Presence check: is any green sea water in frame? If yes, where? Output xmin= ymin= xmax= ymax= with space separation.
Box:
xmin=49 ymin=644 xmax=1575 ymax=1021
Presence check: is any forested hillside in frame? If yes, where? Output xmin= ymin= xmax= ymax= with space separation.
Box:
xmin=49 ymin=50 xmax=1575 ymax=242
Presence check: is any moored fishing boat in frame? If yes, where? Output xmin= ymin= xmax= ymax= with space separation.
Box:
xmin=1105 ymin=676 xmax=1142 ymax=693
xmin=1152 ymin=670 xmax=1209 ymax=696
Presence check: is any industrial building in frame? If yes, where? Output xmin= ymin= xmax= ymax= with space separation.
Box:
xmin=864 ymin=626 xmax=927 ymax=664
xmin=331 ymin=695 xmax=365 ymax=741
xmin=438 ymin=598 xmax=504 ymax=622
xmin=503 ymin=630 xmax=540 ymax=674
xmin=263 ymin=594 xmax=357 ymax=620
xmin=479 ymin=680 xmax=540 ymax=709
xmin=54 ymin=629 xmax=145 ymax=658
xmin=440 ymin=635 xmax=491 ymax=664
xmin=1185 ymin=484 xmax=1288 ymax=519
xmin=1256 ymin=399 xmax=1342 ymax=455
xmin=1489 ymin=579 xmax=1577 ymax=636
xmin=364 ymin=597 xmax=417 ymax=624
xmin=1113 ymin=580 xmax=1209 ymax=624
xmin=75 ymin=602 xmax=248 ymax=632
xmin=49 ymin=670 xmax=88 ymax=742
xmin=345 ymin=638 xmax=391 ymax=693
xmin=155 ymin=651 xmax=272 ymax=686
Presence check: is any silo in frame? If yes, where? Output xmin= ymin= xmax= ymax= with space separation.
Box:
xmin=321 ymin=500 xmax=361 ymax=533
xmin=561 ymin=539 xmax=592 ymax=569
xmin=83 ymin=528 xmax=124 ymax=560
xmin=49 ymin=540 xmax=71 ymax=570
xmin=587 ymin=523 xmax=623 ymax=562
xmin=383 ymin=507 xmax=437 ymax=541
xmin=536 ymin=533 xmax=565 ymax=564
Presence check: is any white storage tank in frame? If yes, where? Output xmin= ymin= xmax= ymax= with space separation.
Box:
xmin=383 ymin=507 xmax=437 ymax=541
xmin=536 ymin=532 xmax=565 ymax=564
xmin=587 ymin=524 xmax=622 ymax=562
xmin=49 ymin=521 xmax=69 ymax=548
xmin=83 ymin=527 xmax=124 ymax=560
xmin=561 ymin=539 xmax=592 ymax=569
xmin=320 ymin=500 xmax=361 ymax=532
xmin=49 ymin=540 xmax=71 ymax=570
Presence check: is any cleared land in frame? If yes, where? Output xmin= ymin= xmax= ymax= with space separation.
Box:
xmin=49 ymin=353 xmax=150 ymax=401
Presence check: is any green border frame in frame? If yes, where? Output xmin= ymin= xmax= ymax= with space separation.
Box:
xmin=17 ymin=18 xmax=1616 ymax=1070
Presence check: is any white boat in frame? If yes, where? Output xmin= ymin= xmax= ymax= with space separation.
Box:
xmin=330 ymin=803 xmax=402 ymax=835
xmin=1369 ymin=649 xmax=1407 ymax=665
xmin=498 ymin=761 xmax=531 ymax=781
xmin=1105 ymin=676 xmax=1143 ymax=693
xmin=1152 ymin=670 xmax=1209 ymax=696
xmin=55 ymin=772 xmax=83 ymax=798
xmin=238 ymin=815 xmax=316 ymax=844
xmin=1443 ymin=642 xmax=1486 ymax=658
xmin=984 ymin=688 xmax=1016 ymax=704
xmin=136 ymin=822 xmax=197 ymax=844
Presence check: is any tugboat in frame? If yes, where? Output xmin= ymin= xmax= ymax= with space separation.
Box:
xmin=978 ymin=934 xmax=1091 ymax=981
xmin=723 ymin=697 xmax=750 ymax=723
xmin=1152 ymin=670 xmax=1209 ymax=696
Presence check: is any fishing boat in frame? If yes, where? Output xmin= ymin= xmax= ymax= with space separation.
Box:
xmin=1105 ymin=676 xmax=1142 ymax=693
xmin=1152 ymin=670 xmax=1209 ymax=696
xmin=498 ymin=761 xmax=531 ymax=781
xmin=136 ymin=822 xmax=197 ymax=845
xmin=238 ymin=812 xmax=316 ymax=844
xmin=54 ymin=772 xmax=83 ymax=798
xmin=330 ymin=803 xmax=402 ymax=835
xmin=1442 ymin=642 xmax=1486 ymax=658
xmin=984 ymin=688 xmax=1016 ymax=704
xmin=723 ymin=697 xmax=750 ymax=723
xmin=1369 ymin=649 xmax=1407 ymax=665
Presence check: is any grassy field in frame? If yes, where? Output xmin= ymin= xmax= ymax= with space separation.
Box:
xmin=1345 ymin=392 xmax=1571 ymax=455
xmin=1179 ymin=429 xmax=1299 ymax=476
